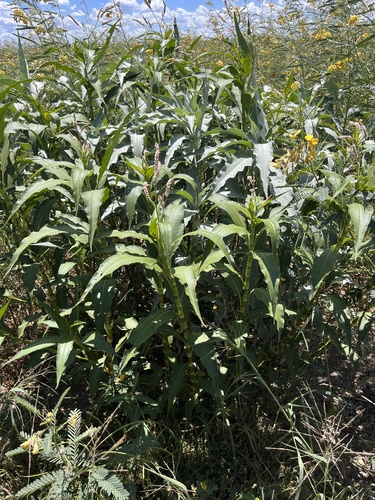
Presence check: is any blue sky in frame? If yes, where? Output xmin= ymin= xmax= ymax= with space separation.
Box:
xmin=0 ymin=0 xmax=267 ymax=41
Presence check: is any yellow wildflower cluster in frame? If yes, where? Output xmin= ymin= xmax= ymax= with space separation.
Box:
xmin=290 ymin=81 xmax=299 ymax=92
xmin=311 ymin=29 xmax=332 ymax=40
xmin=328 ymin=57 xmax=352 ymax=72
xmin=305 ymin=135 xmax=318 ymax=161
xmin=35 ymin=24 xmax=47 ymax=35
xmin=348 ymin=15 xmax=359 ymax=26
xmin=289 ymin=129 xmax=301 ymax=139
xmin=216 ymin=60 xmax=224 ymax=67
xmin=59 ymin=54 xmax=69 ymax=64
xmin=13 ymin=8 xmax=29 ymax=25
xmin=272 ymin=133 xmax=319 ymax=173
xmin=20 ymin=431 xmax=45 ymax=455
xmin=357 ymin=32 xmax=369 ymax=43
xmin=272 ymin=143 xmax=304 ymax=174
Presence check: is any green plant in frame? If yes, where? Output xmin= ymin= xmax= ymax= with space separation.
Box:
xmin=5 ymin=397 xmax=140 ymax=499
xmin=1 ymin=1 xmax=375 ymax=496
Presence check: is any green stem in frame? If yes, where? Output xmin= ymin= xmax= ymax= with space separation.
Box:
xmin=158 ymin=275 xmax=171 ymax=381
xmin=165 ymin=267 xmax=196 ymax=395
xmin=238 ymin=227 xmax=256 ymax=320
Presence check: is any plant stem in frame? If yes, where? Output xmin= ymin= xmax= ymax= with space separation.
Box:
xmin=238 ymin=225 xmax=256 ymax=320
xmin=165 ymin=267 xmax=196 ymax=395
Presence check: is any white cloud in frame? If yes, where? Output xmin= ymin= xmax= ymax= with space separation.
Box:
xmin=0 ymin=0 xmax=279 ymax=43
xmin=69 ymin=10 xmax=85 ymax=17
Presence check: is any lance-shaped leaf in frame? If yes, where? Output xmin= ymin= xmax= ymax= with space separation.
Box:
xmin=233 ymin=11 xmax=253 ymax=75
xmin=253 ymin=252 xmax=280 ymax=322
xmin=5 ymin=226 xmax=71 ymax=276
xmin=82 ymin=331 xmax=116 ymax=354
xmin=158 ymin=201 xmax=185 ymax=263
xmin=125 ymin=185 xmax=143 ymax=226
xmin=254 ymin=142 xmax=273 ymax=197
xmin=56 ymin=338 xmax=75 ymax=387
xmin=311 ymin=249 xmax=338 ymax=290
xmin=3 ymin=336 xmax=62 ymax=366
xmin=127 ymin=309 xmax=176 ymax=348
xmin=18 ymin=31 xmax=30 ymax=90
xmin=167 ymin=363 xmax=187 ymax=413
xmin=99 ymin=111 xmax=134 ymax=180
xmin=193 ymin=332 xmax=224 ymax=402
xmin=72 ymin=167 xmax=91 ymax=215
xmin=7 ymin=179 xmax=68 ymax=222
xmin=348 ymin=203 xmax=373 ymax=260
xmin=207 ymin=153 xmax=253 ymax=197
xmin=77 ymin=250 xmax=160 ymax=306
xmin=92 ymin=278 xmax=116 ymax=334
xmin=262 ymin=218 xmax=280 ymax=257
xmin=173 ymin=264 xmax=203 ymax=324
xmin=82 ymin=188 xmax=107 ymax=251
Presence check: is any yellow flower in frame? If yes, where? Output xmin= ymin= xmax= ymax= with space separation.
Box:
xmin=20 ymin=432 xmax=44 ymax=454
xmin=348 ymin=15 xmax=359 ymax=26
xmin=35 ymin=25 xmax=47 ymax=35
xmin=290 ymin=81 xmax=299 ymax=92
xmin=290 ymin=129 xmax=301 ymax=139
xmin=20 ymin=438 xmax=31 ymax=451
xmin=13 ymin=8 xmax=29 ymax=25
xmin=311 ymin=29 xmax=332 ymax=40
xmin=328 ymin=57 xmax=352 ymax=72
xmin=216 ymin=60 xmax=224 ymax=67
xmin=305 ymin=135 xmax=318 ymax=146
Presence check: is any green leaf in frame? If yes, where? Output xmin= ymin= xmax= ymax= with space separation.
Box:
xmin=82 ymin=189 xmax=106 ymax=251
xmin=8 ymin=179 xmax=67 ymax=222
xmin=127 ymin=309 xmax=176 ymax=348
xmin=18 ymin=32 xmax=30 ymax=87
xmin=92 ymin=279 xmax=116 ymax=334
xmin=165 ymin=134 xmax=185 ymax=168
xmin=77 ymin=251 xmax=159 ymax=305
xmin=193 ymin=332 xmax=223 ymax=401
xmin=5 ymin=226 xmax=70 ymax=276
xmin=186 ymin=228 xmax=234 ymax=267
xmin=253 ymin=252 xmax=280 ymax=321
xmin=158 ymin=201 xmax=185 ymax=263
xmin=208 ymin=195 xmax=247 ymax=228
xmin=348 ymin=203 xmax=373 ymax=259
xmin=56 ymin=338 xmax=74 ymax=387
xmin=99 ymin=112 xmax=134 ymax=180
xmin=167 ymin=362 xmax=187 ymax=412
xmin=14 ymin=471 xmax=64 ymax=498
xmin=4 ymin=336 xmax=61 ymax=365
xmin=233 ymin=11 xmax=253 ymax=75
xmin=125 ymin=185 xmax=143 ymax=226
xmin=82 ymin=331 xmax=115 ymax=355
xmin=173 ymin=264 xmax=203 ymax=324
xmin=40 ymin=302 xmax=70 ymax=333
xmin=72 ymin=167 xmax=91 ymax=215
xmin=311 ymin=249 xmax=338 ymax=290
xmin=207 ymin=153 xmax=253 ymax=197
xmin=254 ymin=142 xmax=273 ymax=196
xmin=262 ymin=218 xmax=280 ymax=257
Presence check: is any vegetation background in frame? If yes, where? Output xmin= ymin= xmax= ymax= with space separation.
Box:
xmin=0 ymin=0 xmax=374 ymax=498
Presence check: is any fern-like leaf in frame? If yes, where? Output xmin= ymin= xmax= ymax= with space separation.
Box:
xmin=91 ymin=467 xmax=130 ymax=499
xmin=15 ymin=470 xmax=64 ymax=498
